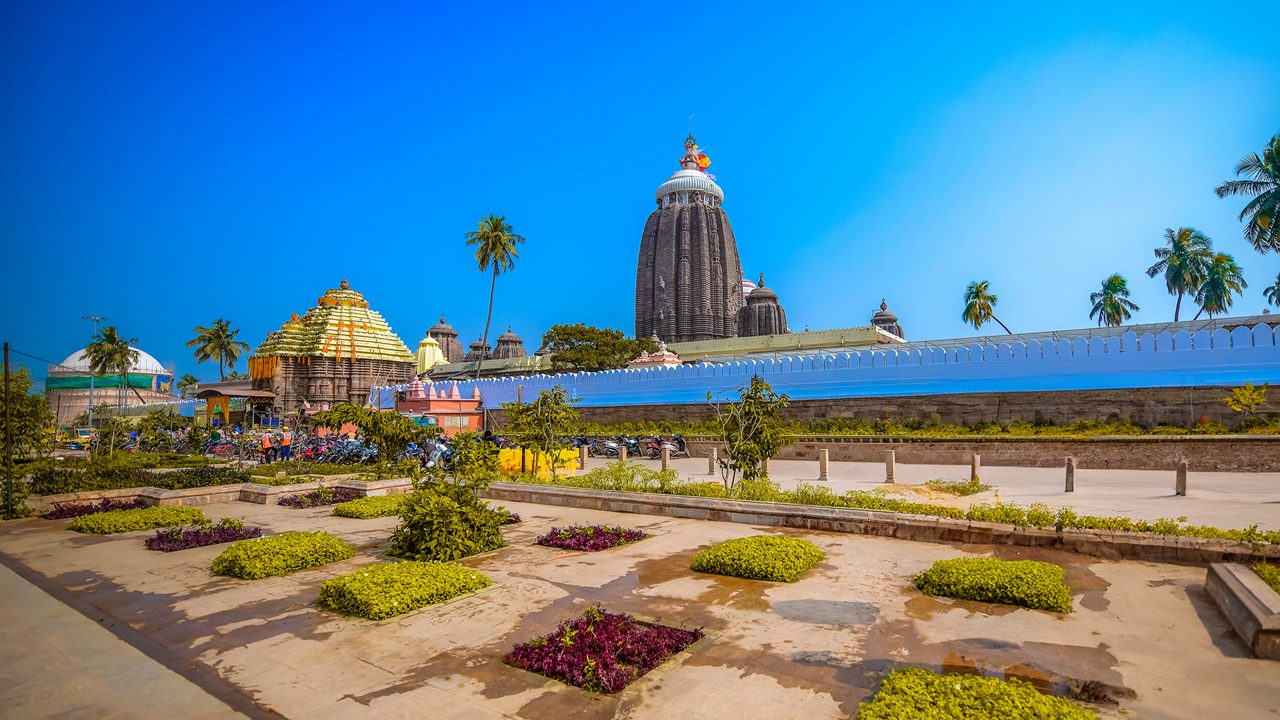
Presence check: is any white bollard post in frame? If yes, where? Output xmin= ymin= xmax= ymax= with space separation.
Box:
xmin=818 ymin=448 xmax=829 ymax=481
xmin=579 ymin=445 xmax=589 ymax=471
xmin=708 ymin=448 xmax=718 ymax=475
xmin=885 ymin=449 xmax=896 ymax=484
xmin=1065 ymin=457 xmax=1075 ymax=493
xmin=1176 ymin=460 xmax=1188 ymax=496
xmin=619 ymin=445 xmax=627 ymax=462
xmin=970 ymin=453 xmax=981 ymax=482
xmin=661 ymin=447 xmax=670 ymax=471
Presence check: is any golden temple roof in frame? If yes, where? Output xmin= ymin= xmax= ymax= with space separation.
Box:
xmin=253 ymin=279 xmax=414 ymax=364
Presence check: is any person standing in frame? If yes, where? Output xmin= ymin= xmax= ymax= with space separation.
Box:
xmin=280 ymin=427 xmax=292 ymax=461
xmin=259 ymin=431 xmax=275 ymax=463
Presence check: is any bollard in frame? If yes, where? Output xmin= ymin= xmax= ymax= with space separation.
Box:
xmin=818 ymin=448 xmax=830 ymax=481
xmin=762 ymin=457 xmax=770 ymax=478
xmin=661 ymin=447 xmax=670 ymax=471
xmin=970 ymin=453 xmax=981 ymax=482
xmin=1065 ymin=457 xmax=1075 ymax=493
xmin=619 ymin=445 xmax=627 ymax=462
xmin=885 ymin=449 xmax=896 ymax=483
xmin=579 ymin=445 xmax=589 ymax=471
xmin=708 ymin=448 xmax=718 ymax=475
xmin=1176 ymin=460 xmax=1188 ymax=496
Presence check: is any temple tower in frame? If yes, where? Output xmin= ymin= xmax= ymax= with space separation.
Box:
xmin=738 ymin=274 xmax=789 ymax=337
xmin=635 ymin=135 xmax=744 ymax=343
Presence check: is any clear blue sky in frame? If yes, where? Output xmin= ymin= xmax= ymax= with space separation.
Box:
xmin=1 ymin=1 xmax=1276 ymax=383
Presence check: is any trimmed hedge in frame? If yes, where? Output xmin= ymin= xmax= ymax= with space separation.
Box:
xmin=914 ymin=557 xmax=1073 ymax=613
xmin=332 ymin=495 xmax=408 ymax=519
xmin=67 ymin=505 xmax=205 ymax=534
xmin=211 ymin=531 xmax=356 ymax=579
xmin=1254 ymin=563 xmax=1280 ymax=595
xmin=857 ymin=667 xmax=1095 ymax=719
xmin=30 ymin=464 xmax=251 ymax=495
xmin=690 ymin=535 xmax=824 ymax=583
xmin=318 ymin=562 xmax=491 ymax=619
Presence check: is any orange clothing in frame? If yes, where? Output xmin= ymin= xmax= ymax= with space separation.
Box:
xmin=259 ymin=434 xmax=273 ymax=449
xmin=281 ymin=431 xmax=292 ymax=447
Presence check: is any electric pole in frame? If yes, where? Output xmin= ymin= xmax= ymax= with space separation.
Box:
xmin=4 ymin=341 xmax=13 ymax=519
xmin=82 ymin=315 xmax=106 ymax=429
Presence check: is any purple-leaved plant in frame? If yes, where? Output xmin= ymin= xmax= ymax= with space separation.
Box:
xmin=535 ymin=525 xmax=647 ymax=552
xmin=503 ymin=512 xmax=522 ymax=525
xmin=43 ymin=498 xmax=148 ymax=519
xmin=278 ymin=487 xmax=360 ymax=508
xmin=504 ymin=607 xmax=702 ymax=693
xmin=144 ymin=519 xmax=263 ymax=551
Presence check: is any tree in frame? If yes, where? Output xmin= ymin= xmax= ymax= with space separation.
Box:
xmin=186 ymin=319 xmax=250 ymax=381
xmin=501 ymin=386 xmax=580 ymax=477
xmin=137 ymin=408 xmax=188 ymax=449
xmin=1263 ymin=273 xmax=1280 ymax=309
xmin=1223 ymin=382 xmax=1270 ymax=417
xmin=1145 ymin=227 xmax=1212 ymax=321
xmin=1088 ymin=274 xmax=1140 ymax=327
xmin=464 ymin=214 xmax=525 ymax=379
xmin=710 ymin=375 xmax=790 ymax=491
xmin=0 ymin=367 xmax=54 ymax=460
xmin=961 ymin=280 xmax=1011 ymax=334
xmin=540 ymin=324 xmax=660 ymax=372
xmin=1214 ymin=132 xmax=1280 ymax=253
xmin=83 ymin=326 xmax=145 ymax=408
xmin=1192 ymin=252 xmax=1247 ymax=319
xmin=176 ymin=374 xmax=200 ymax=398
xmin=309 ymin=404 xmax=426 ymax=462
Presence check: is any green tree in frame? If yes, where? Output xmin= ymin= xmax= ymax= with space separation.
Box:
xmin=1263 ymin=272 xmax=1280 ymax=309
xmin=137 ymin=408 xmax=188 ymax=449
xmin=711 ymin=375 xmax=790 ymax=490
xmin=464 ymin=214 xmax=525 ymax=379
xmin=540 ymin=324 xmax=659 ymax=372
xmin=1192 ymin=253 xmax=1247 ymax=319
xmin=0 ymin=367 xmax=54 ymax=460
xmin=1223 ymin=382 xmax=1270 ymax=417
xmin=1088 ymin=274 xmax=1140 ymax=327
xmin=186 ymin=319 xmax=250 ymax=381
xmin=84 ymin=326 xmax=145 ymax=408
xmin=310 ymin=404 xmax=426 ymax=463
xmin=501 ymin=385 xmax=580 ymax=477
xmin=961 ymin=280 xmax=1011 ymax=334
xmin=176 ymin=374 xmax=200 ymax=397
xmin=1145 ymin=227 xmax=1213 ymax=321
xmin=1214 ymin=132 xmax=1280 ymax=253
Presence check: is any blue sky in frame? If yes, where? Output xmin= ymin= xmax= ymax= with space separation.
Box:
xmin=1 ymin=1 xmax=1276 ymax=383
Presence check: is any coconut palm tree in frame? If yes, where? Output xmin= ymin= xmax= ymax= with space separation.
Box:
xmin=464 ymin=214 xmax=525 ymax=379
xmin=176 ymin=374 xmax=200 ymax=398
xmin=1089 ymin=274 xmax=1140 ymax=327
xmin=1214 ymin=132 xmax=1280 ymax=253
xmin=1192 ymin=253 xmax=1247 ymax=320
xmin=83 ymin=326 xmax=143 ymax=408
xmin=1145 ymin=227 xmax=1213 ymax=321
xmin=1264 ymin=272 xmax=1280 ymax=309
xmin=961 ymin=280 xmax=1011 ymax=334
xmin=186 ymin=319 xmax=250 ymax=381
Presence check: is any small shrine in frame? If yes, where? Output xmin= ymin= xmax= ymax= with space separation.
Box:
xmin=628 ymin=337 xmax=683 ymax=368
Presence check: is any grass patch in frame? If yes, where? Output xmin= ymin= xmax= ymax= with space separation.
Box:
xmin=924 ymin=477 xmax=992 ymax=496
xmin=332 ymin=495 xmax=407 ymax=519
xmin=211 ymin=531 xmax=355 ymax=579
xmin=67 ymin=505 xmax=204 ymax=534
xmin=690 ymin=535 xmax=824 ymax=582
xmin=858 ymin=667 xmax=1095 ymax=719
xmin=318 ymin=561 xmax=491 ymax=620
xmin=535 ymin=525 xmax=647 ymax=552
xmin=1254 ymin=563 xmax=1280 ymax=595
xmin=914 ymin=557 xmax=1072 ymax=613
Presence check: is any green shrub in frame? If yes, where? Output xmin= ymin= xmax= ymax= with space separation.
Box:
xmin=914 ymin=557 xmax=1072 ymax=613
xmin=690 ymin=535 xmax=824 ymax=582
xmin=249 ymin=461 xmax=358 ymax=477
xmin=153 ymin=467 xmax=252 ymax=490
xmin=29 ymin=462 xmax=249 ymax=495
xmin=388 ymin=485 xmax=506 ymax=562
xmin=843 ymin=491 xmax=965 ymax=518
xmin=318 ymin=561 xmax=491 ymax=619
xmin=68 ymin=505 xmax=205 ymax=534
xmin=1253 ymin=563 xmax=1280 ymax=595
xmin=211 ymin=531 xmax=355 ymax=579
xmin=451 ymin=432 xmax=501 ymax=482
xmin=332 ymin=495 xmax=408 ymax=519
xmin=857 ymin=667 xmax=1095 ymax=719
xmin=925 ymin=477 xmax=992 ymax=496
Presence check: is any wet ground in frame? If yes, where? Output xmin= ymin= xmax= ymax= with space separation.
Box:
xmin=1 ymin=499 xmax=1277 ymax=719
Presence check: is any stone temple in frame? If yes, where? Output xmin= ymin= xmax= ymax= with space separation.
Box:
xmin=635 ymin=135 xmax=744 ymax=343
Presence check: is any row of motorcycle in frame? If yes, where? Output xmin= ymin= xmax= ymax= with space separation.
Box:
xmin=572 ymin=434 xmax=691 ymax=459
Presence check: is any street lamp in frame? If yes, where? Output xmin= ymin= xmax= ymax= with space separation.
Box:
xmin=82 ymin=315 xmax=106 ymax=428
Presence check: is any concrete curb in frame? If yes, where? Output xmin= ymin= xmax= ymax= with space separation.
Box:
xmin=1205 ymin=563 xmax=1280 ymax=659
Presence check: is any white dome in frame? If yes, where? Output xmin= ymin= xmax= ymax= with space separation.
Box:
xmin=56 ymin=347 xmax=167 ymax=376
xmin=741 ymin=274 xmax=757 ymax=298
xmin=655 ymin=168 xmax=724 ymax=203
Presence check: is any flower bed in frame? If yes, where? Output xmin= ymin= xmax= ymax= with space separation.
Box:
xmin=504 ymin=607 xmax=702 ymax=693
xmin=67 ymin=506 xmax=205 ymax=535
xmin=857 ymin=667 xmax=1096 ymax=719
xmin=42 ymin=497 xmax=148 ymax=520
xmin=144 ymin=518 xmax=263 ymax=552
xmin=914 ymin=557 xmax=1073 ymax=613
xmin=278 ymin=487 xmax=360 ymax=508
xmin=211 ymin=531 xmax=355 ymax=579
xmin=1254 ymin=563 xmax=1280 ymax=595
xmin=536 ymin=525 xmax=647 ymax=552
xmin=318 ymin=562 xmax=491 ymax=620
xmin=690 ymin=535 xmax=824 ymax=582
xmin=332 ymin=495 xmax=407 ymax=519
xmin=498 ymin=509 xmax=522 ymax=525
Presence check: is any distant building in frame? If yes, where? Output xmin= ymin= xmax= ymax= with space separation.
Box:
xmin=46 ymin=346 xmax=174 ymax=427
xmin=869 ymin=299 xmax=905 ymax=339
xmin=493 ymin=327 xmax=528 ymax=359
xmin=738 ymin=274 xmax=789 ymax=337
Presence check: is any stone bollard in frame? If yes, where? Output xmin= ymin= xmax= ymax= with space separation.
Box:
xmin=579 ymin=445 xmax=589 ymax=471
xmin=970 ymin=453 xmax=981 ymax=482
xmin=661 ymin=447 xmax=670 ymax=471
xmin=619 ymin=445 xmax=627 ymax=462
xmin=707 ymin=448 xmax=718 ymax=475
xmin=762 ymin=457 xmax=770 ymax=478
xmin=818 ymin=448 xmax=830 ymax=481
xmin=1176 ymin=460 xmax=1188 ymax=496
xmin=1065 ymin=457 xmax=1075 ymax=493
xmin=885 ymin=449 xmax=896 ymax=483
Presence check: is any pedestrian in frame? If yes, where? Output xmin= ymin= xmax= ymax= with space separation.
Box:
xmin=280 ymin=426 xmax=293 ymax=461
xmin=259 ymin=431 xmax=275 ymax=463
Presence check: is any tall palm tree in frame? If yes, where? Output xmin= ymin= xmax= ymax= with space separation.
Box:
xmin=1089 ymin=274 xmax=1140 ymax=327
xmin=177 ymin=374 xmax=200 ymax=398
xmin=1193 ymin=253 xmax=1247 ymax=319
xmin=464 ymin=214 xmax=525 ymax=379
xmin=1264 ymin=272 xmax=1280 ymax=309
xmin=83 ymin=326 xmax=143 ymax=408
xmin=961 ymin=280 xmax=1011 ymax=334
xmin=1145 ymin=227 xmax=1213 ymax=321
xmin=186 ymin=319 xmax=250 ymax=381
xmin=1214 ymin=132 xmax=1280 ymax=253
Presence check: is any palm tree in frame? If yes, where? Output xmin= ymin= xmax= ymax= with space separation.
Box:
xmin=1264 ymin=272 xmax=1280 ymax=309
xmin=1089 ymin=274 xmax=1140 ymax=327
xmin=83 ymin=326 xmax=143 ymax=408
xmin=961 ymin=280 xmax=1011 ymax=334
xmin=1145 ymin=227 xmax=1213 ymax=321
xmin=176 ymin=374 xmax=200 ymax=398
xmin=1193 ymin=253 xmax=1247 ymax=319
xmin=1214 ymin=132 xmax=1280 ymax=253
xmin=464 ymin=214 xmax=525 ymax=379
xmin=186 ymin=319 xmax=250 ymax=380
